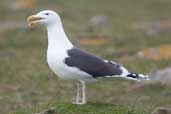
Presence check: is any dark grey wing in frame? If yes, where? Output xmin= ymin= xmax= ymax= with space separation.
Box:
xmin=65 ymin=47 xmax=123 ymax=78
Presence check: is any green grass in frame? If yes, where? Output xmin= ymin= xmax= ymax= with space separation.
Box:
xmin=15 ymin=102 xmax=147 ymax=114
xmin=0 ymin=0 xmax=171 ymax=114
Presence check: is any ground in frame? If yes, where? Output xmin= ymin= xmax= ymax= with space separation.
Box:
xmin=0 ymin=0 xmax=171 ymax=114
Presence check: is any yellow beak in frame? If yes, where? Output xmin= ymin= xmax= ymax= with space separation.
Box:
xmin=27 ymin=15 xmax=44 ymax=27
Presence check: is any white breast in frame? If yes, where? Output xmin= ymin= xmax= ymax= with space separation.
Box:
xmin=47 ymin=48 xmax=92 ymax=80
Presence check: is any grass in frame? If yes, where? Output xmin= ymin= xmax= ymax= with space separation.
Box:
xmin=0 ymin=0 xmax=171 ymax=114
xmin=15 ymin=102 xmax=147 ymax=114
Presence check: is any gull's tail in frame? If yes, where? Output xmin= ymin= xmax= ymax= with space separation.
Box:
xmin=120 ymin=66 xmax=149 ymax=82
xmin=126 ymin=73 xmax=149 ymax=81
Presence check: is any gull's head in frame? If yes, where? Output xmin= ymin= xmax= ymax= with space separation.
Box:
xmin=27 ymin=10 xmax=61 ymax=27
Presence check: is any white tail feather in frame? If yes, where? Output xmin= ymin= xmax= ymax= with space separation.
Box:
xmin=120 ymin=66 xmax=149 ymax=81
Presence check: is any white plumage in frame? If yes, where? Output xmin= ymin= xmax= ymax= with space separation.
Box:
xmin=27 ymin=10 xmax=149 ymax=105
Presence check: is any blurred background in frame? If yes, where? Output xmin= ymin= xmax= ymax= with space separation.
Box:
xmin=1 ymin=0 xmax=171 ymax=113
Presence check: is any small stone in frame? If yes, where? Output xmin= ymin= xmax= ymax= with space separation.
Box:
xmin=152 ymin=107 xmax=171 ymax=114
xmin=35 ymin=107 xmax=56 ymax=114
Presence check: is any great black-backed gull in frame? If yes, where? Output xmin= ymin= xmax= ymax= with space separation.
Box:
xmin=27 ymin=10 xmax=149 ymax=105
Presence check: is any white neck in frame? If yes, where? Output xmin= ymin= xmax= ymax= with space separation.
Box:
xmin=46 ymin=22 xmax=73 ymax=51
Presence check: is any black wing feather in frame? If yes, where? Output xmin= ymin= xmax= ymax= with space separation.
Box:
xmin=65 ymin=47 xmax=122 ymax=78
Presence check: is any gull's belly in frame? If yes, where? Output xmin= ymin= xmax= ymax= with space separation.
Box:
xmin=47 ymin=52 xmax=92 ymax=80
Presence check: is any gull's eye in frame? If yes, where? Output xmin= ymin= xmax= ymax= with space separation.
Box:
xmin=45 ymin=13 xmax=49 ymax=15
